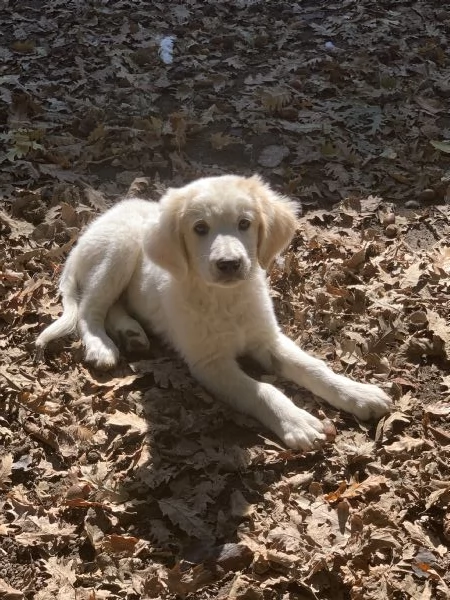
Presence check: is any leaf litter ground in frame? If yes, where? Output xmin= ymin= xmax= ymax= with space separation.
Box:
xmin=1 ymin=1 xmax=450 ymax=599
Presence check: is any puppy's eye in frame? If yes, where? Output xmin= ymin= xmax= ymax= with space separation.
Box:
xmin=238 ymin=218 xmax=251 ymax=231
xmin=193 ymin=221 xmax=210 ymax=236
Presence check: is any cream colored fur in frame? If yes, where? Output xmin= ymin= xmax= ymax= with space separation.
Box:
xmin=36 ymin=175 xmax=391 ymax=450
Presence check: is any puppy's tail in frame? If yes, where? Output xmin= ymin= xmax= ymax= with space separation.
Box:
xmin=36 ymin=265 xmax=79 ymax=350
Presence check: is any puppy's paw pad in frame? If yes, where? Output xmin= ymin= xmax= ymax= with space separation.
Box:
xmin=110 ymin=318 xmax=150 ymax=354
xmin=122 ymin=328 xmax=150 ymax=353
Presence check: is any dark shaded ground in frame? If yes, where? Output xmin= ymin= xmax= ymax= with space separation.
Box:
xmin=1 ymin=1 xmax=450 ymax=599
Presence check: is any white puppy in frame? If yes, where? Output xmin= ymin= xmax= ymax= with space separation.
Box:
xmin=37 ymin=175 xmax=391 ymax=450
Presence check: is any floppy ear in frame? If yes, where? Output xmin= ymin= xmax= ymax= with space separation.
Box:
xmin=247 ymin=175 xmax=299 ymax=270
xmin=144 ymin=188 xmax=189 ymax=279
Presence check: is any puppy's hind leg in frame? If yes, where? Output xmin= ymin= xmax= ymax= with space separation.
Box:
xmin=78 ymin=263 xmax=134 ymax=369
xmin=105 ymin=301 xmax=150 ymax=355
xmin=79 ymin=299 xmax=119 ymax=369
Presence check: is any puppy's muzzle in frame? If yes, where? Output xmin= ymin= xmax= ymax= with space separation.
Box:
xmin=211 ymin=256 xmax=247 ymax=284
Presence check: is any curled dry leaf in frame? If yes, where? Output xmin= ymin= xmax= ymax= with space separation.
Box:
xmin=322 ymin=418 xmax=337 ymax=442
xmin=377 ymin=411 xmax=411 ymax=438
xmin=402 ymin=521 xmax=448 ymax=557
xmin=283 ymin=472 xmax=314 ymax=489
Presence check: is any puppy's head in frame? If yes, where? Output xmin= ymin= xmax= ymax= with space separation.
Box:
xmin=145 ymin=175 xmax=298 ymax=285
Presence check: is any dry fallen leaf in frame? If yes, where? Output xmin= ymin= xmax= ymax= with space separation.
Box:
xmin=399 ymin=262 xmax=423 ymax=289
xmin=105 ymin=410 xmax=148 ymax=435
xmin=0 ymin=454 xmax=13 ymax=489
xmin=0 ymin=579 xmax=24 ymax=600
xmin=166 ymin=562 xmax=215 ymax=598
xmin=230 ymin=490 xmax=254 ymax=518
xmin=384 ymin=436 xmax=427 ymax=455
xmin=343 ymin=476 xmax=388 ymax=500
xmin=426 ymin=310 xmax=450 ymax=359
xmin=158 ymin=498 xmax=214 ymax=543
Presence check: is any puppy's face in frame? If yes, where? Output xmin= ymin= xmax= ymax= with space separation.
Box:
xmin=145 ymin=175 xmax=298 ymax=286
xmin=182 ymin=186 xmax=259 ymax=286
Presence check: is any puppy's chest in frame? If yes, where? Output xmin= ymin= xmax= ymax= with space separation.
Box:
xmin=193 ymin=295 xmax=251 ymax=329
xmin=172 ymin=290 xmax=271 ymax=354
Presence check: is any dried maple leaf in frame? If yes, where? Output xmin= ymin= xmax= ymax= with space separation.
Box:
xmin=425 ymin=487 xmax=450 ymax=510
xmin=131 ymin=359 xmax=190 ymax=390
xmin=399 ymin=262 xmax=423 ymax=289
xmin=403 ymin=521 xmax=447 ymax=557
xmin=325 ymin=476 xmax=388 ymax=503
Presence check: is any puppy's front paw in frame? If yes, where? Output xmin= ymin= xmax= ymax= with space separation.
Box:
xmin=278 ymin=407 xmax=336 ymax=451
xmin=338 ymin=381 xmax=392 ymax=420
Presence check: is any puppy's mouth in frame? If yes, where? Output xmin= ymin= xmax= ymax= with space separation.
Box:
xmin=212 ymin=273 xmax=247 ymax=287
xmin=211 ymin=263 xmax=252 ymax=286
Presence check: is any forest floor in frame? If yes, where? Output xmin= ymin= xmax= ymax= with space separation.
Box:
xmin=1 ymin=1 xmax=450 ymax=599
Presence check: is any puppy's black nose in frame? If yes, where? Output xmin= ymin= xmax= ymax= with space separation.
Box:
xmin=216 ymin=259 xmax=242 ymax=274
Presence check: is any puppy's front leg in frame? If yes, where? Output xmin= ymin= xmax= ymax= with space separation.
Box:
xmin=270 ymin=335 xmax=391 ymax=420
xmin=190 ymin=358 xmax=333 ymax=451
